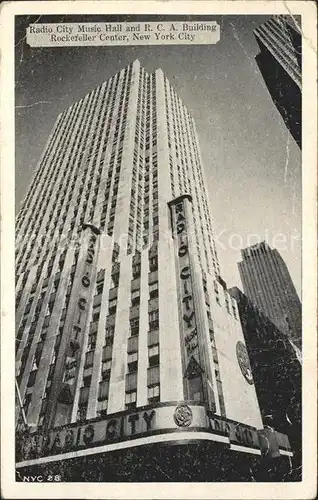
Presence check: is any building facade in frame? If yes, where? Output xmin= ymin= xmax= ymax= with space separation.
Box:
xmin=229 ymin=287 xmax=301 ymax=480
xmin=15 ymin=60 xmax=292 ymax=479
xmin=254 ymin=15 xmax=301 ymax=148
xmin=238 ymin=241 xmax=302 ymax=350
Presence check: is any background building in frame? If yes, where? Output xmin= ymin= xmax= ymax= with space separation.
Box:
xmin=238 ymin=241 xmax=302 ymax=350
xmin=15 ymin=60 xmax=292 ymax=480
xmin=254 ymin=15 xmax=301 ymax=148
xmin=229 ymin=287 xmax=301 ymax=480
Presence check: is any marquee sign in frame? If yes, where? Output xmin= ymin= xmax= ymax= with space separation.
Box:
xmin=16 ymin=403 xmax=269 ymax=464
xmin=208 ymin=412 xmax=259 ymax=449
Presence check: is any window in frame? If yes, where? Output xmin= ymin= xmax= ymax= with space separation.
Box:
xmin=131 ymin=277 xmax=140 ymax=292
xmin=93 ymin=293 xmax=102 ymax=308
xmin=232 ymin=299 xmax=238 ymax=320
xmin=147 ymin=365 xmax=160 ymax=386
xmin=108 ymin=297 xmax=117 ymax=315
xmin=38 ymin=414 xmax=45 ymax=427
xmin=79 ymin=386 xmax=90 ymax=405
xmin=102 ymin=345 xmax=112 ymax=361
xmin=131 ymin=289 xmax=140 ymax=306
xmin=97 ymin=399 xmax=108 ymax=415
xmin=149 ymin=309 xmax=159 ymax=331
xmin=105 ymin=325 xmax=115 ymax=339
xmin=209 ymin=328 xmax=215 ymax=343
xmin=225 ymin=294 xmax=230 ymax=314
xmin=87 ymin=333 xmax=97 ymax=351
xmin=105 ymin=334 xmax=113 ymax=346
xmin=27 ymin=369 xmax=37 ymax=387
xmin=214 ymin=281 xmax=220 ymax=305
xmin=102 ymin=359 xmax=112 ymax=378
xmin=97 ymin=269 xmax=105 ymax=283
xmin=127 ymin=352 xmax=138 ymax=372
xmin=148 ymin=344 xmax=159 ymax=366
xmin=130 ymin=318 xmax=139 ymax=337
xmin=111 ymin=271 xmax=120 ymax=287
xmin=148 ymin=329 xmax=159 ymax=347
xmin=33 ymin=347 xmax=41 ymax=367
xmin=132 ymin=263 xmax=141 ymax=279
xmin=147 ymin=384 xmax=160 ymax=403
xmin=48 ymin=364 xmax=55 ymax=379
xmin=83 ymin=375 xmax=91 ymax=387
xmin=51 ymin=349 xmax=57 ymax=365
xmin=98 ymin=380 xmax=109 ymax=401
xmin=23 ymin=393 xmax=32 ymax=415
xmin=126 ymin=370 xmax=137 ymax=392
xmin=76 ymin=404 xmax=88 ymax=422
xmin=125 ymin=390 xmax=137 ymax=409
xmin=84 ymin=350 xmax=94 ymax=368
xmin=127 ymin=335 xmax=138 ymax=353
xmin=24 ymin=298 xmax=33 ymax=315
xmin=149 ymin=281 xmax=158 ymax=299
xmin=60 ymin=307 xmax=67 ymax=320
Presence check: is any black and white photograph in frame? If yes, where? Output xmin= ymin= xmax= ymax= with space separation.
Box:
xmin=1 ymin=1 xmax=317 ymax=498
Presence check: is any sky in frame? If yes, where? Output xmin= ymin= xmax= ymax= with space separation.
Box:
xmin=15 ymin=14 xmax=302 ymax=297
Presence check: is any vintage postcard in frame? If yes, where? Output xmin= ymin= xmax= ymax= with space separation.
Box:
xmin=1 ymin=0 xmax=317 ymax=498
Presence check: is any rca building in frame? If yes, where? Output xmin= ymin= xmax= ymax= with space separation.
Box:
xmin=15 ymin=60 xmax=292 ymax=481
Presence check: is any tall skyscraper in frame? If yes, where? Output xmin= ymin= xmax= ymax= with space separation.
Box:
xmin=254 ymin=15 xmax=301 ymax=148
xmin=15 ymin=60 xmax=292 ymax=479
xmin=238 ymin=241 xmax=302 ymax=350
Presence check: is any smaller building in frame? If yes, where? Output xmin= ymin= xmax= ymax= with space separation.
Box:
xmin=238 ymin=241 xmax=302 ymax=350
xmin=229 ymin=287 xmax=302 ymax=480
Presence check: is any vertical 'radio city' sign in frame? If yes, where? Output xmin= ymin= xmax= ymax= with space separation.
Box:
xmin=168 ymin=195 xmax=199 ymax=362
xmin=62 ymin=226 xmax=99 ymax=388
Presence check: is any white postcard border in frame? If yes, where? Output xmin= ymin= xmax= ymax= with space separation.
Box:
xmin=1 ymin=1 xmax=317 ymax=499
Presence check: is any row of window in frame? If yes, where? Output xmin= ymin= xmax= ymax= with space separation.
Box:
xmin=16 ymin=81 xmax=101 ymax=244
xmin=202 ymin=274 xmax=226 ymax=416
xmin=164 ymin=78 xmax=219 ymax=276
xmin=17 ymin=253 xmax=77 ymax=424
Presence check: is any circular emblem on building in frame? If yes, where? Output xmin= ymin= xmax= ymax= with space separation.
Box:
xmin=173 ymin=405 xmax=193 ymax=427
xmin=236 ymin=341 xmax=254 ymax=385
